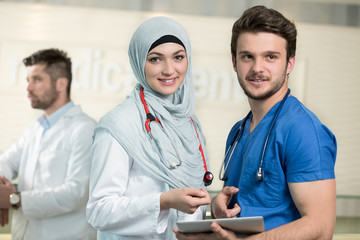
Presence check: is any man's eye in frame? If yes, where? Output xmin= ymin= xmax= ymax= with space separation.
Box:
xmin=241 ymin=55 xmax=252 ymax=60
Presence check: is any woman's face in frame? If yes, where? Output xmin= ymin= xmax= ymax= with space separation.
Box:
xmin=145 ymin=42 xmax=187 ymax=95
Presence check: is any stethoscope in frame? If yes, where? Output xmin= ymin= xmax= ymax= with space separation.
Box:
xmin=219 ymin=89 xmax=291 ymax=183
xmin=140 ymin=86 xmax=214 ymax=186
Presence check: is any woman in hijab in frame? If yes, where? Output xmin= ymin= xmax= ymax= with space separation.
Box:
xmin=86 ymin=16 xmax=212 ymax=240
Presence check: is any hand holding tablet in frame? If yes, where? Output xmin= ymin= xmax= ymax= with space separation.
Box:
xmin=176 ymin=216 xmax=264 ymax=234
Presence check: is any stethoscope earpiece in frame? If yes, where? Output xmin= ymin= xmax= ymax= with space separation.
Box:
xmin=256 ymin=168 xmax=264 ymax=182
xmin=170 ymin=163 xmax=178 ymax=169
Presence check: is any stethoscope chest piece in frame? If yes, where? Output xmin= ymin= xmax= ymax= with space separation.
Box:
xmin=203 ymin=171 xmax=214 ymax=186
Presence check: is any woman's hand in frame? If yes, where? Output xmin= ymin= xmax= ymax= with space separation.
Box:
xmin=160 ymin=187 xmax=210 ymax=214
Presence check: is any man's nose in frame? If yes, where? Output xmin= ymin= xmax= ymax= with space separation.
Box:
xmin=26 ymin=80 xmax=33 ymax=92
xmin=252 ymin=58 xmax=265 ymax=73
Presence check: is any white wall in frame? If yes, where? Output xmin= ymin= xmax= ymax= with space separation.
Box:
xmin=0 ymin=2 xmax=359 ymax=196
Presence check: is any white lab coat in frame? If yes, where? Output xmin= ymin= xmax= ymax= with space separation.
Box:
xmin=0 ymin=105 xmax=97 ymax=240
xmin=87 ymin=129 xmax=207 ymax=240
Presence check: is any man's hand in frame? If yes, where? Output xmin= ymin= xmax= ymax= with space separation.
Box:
xmin=173 ymin=222 xmax=239 ymax=240
xmin=160 ymin=187 xmax=210 ymax=214
xmin=210 ymin=222 xmax=240 ymax=239
xmin=211 ymin=186 xmax=241 ymax=218
xmin=0 ymin=209 xmax=9 ymax=227
xmin=0 ymin=176 xmax=16 ymax=209
xmin=0 ymin=176 xmax=15 ymax=227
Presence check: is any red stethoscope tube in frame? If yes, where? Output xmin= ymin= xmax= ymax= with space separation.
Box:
xmin=140 ymin=86 xmax=213 ymax=186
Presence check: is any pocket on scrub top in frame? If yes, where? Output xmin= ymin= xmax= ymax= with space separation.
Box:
xmin=239 ymin=156 xmax=281 ymax=208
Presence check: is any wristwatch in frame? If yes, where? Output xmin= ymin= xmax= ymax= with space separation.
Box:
xmin=9 ymin=192 xmax=21 ymax=209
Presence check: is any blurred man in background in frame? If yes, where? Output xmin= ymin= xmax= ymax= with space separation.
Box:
xmin=0 ymin=48 xmax=96 ymax=240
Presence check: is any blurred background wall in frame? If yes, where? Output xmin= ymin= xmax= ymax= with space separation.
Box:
xmin=0 ymin=0 xmax=359 ymax=235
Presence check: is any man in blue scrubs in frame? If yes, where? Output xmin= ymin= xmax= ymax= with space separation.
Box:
xmin=175 ymin=5 xmax=337 ymax=240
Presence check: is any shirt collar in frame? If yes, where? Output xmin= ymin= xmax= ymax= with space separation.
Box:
xmin=38 ymin=101 xmax=74 ymax=130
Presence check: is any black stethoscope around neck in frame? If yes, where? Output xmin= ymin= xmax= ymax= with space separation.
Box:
xmin=139 ymin=86 xmax=214 ymax=186
xmin=219 ymin=89 xmax=291 ymax=183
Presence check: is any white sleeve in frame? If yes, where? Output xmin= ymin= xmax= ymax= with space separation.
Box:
xmin=86 ymin=129 xmax=168 ymax=235
xmin=0 ymin=132 xmax=26 ymax=180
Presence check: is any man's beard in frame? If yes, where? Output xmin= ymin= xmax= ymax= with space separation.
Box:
xmin=238 ymin=68 xmax=287 ymax=101
xmin=29 ymin=85 xmax=59 ymax=110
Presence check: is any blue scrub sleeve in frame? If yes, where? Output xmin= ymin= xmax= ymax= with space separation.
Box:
xmin=284 ymin=114 xmax=336 ymax=182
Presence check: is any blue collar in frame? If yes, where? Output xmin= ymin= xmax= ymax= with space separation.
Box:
xmin=38 ymin=101 xmax=74 ymax=132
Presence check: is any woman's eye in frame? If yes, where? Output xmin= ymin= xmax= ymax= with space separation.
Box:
xmin=175 ymin=55 xmax=185 ymax=61
xmin=148 ymin=57 xmax=160 ymax=63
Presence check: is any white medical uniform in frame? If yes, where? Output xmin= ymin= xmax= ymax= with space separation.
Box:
xmin=87 ymin=129 xmax=206 ymax=240
xmin=0 ymin=103 xmax=97 ymax=240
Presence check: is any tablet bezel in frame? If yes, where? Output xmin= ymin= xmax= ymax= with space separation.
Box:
xmin=176 ymin=216 xmax=264 ymax=234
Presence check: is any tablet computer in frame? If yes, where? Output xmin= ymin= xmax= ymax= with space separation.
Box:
xmin=176 ymin=216 xmax=264 ymax=234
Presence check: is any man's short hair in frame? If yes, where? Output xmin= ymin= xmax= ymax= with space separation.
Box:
xmin=23 ymin=48 xmax=72 ymax=97
xmin=231 ymin=5 xmax=297 ymax=61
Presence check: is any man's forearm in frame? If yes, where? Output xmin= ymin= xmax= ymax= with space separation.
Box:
xmin=242 ymin=216 xmax=334 ymax=240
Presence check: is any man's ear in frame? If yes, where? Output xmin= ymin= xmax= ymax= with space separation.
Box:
xmin=286 ymin=56 xmax=296 ymax=75
xmin=56 ymin=77 xmax=68 ymax=92
xmin=232 ymin=55 xmax=237 ymax=72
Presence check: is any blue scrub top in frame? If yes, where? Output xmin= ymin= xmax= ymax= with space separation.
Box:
xmin=224 ymin=96 xmax=336 ymax=231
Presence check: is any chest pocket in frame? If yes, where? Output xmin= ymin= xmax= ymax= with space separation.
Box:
xmin=239 ymin=155 xmax=281 ymax=208
xmin=37 ymin=150 xmax=70 ymax=187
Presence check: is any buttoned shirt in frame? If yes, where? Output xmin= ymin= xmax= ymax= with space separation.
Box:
xmin=0 ymin=103 xmax=97 ymax=240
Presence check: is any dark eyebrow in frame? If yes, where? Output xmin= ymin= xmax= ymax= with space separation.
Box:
xmin=147 ymin=52 xmax=164 ymax=57
xmin=147 ymin=49 xmax=186 ymax=57
xmin=238 ymin=50 xmax=281 ymax=55
xmin=265 ymin=51 xmax=281 ymax=55
xmin=173 ymin=50 xmax=186 ymax=55
xmin=238 ymin=51 xmax=252 ymax=55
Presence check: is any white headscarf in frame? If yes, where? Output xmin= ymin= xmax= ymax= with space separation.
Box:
xmin=96 ymin=16 xmax=208 ymax=189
